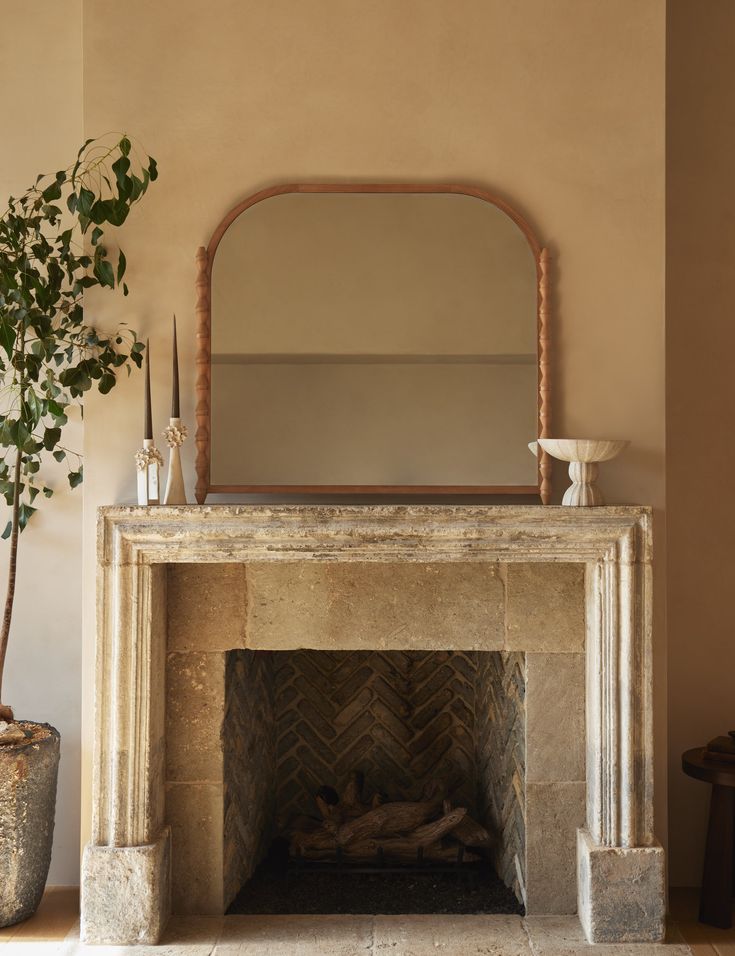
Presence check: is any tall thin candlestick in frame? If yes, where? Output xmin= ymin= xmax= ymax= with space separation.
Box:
xmin=136 ymin=337 xmax=161 ymax=505
xmin=164 ymin=317 xmax=187 ymax=504
xmin=171 ymin=316 xmax=180 ymax=418
xmin=144 ymin=339 xmax=153 ymax=440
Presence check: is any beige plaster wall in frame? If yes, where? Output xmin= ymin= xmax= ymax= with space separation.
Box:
xmin=666 ymin=0 xmax=735 ymax=887
xmin=77 ymin=0 xmax=667 ymax=872
xmin=0 ymin=1 xmax=83 ymax=884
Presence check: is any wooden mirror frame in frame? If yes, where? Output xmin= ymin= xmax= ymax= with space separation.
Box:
xmin=194 ymin=183 xmax=551 ymax=503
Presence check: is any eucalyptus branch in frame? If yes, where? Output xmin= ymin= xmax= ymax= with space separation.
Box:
xmin=0 ymin=133 xmax=157 ymax=715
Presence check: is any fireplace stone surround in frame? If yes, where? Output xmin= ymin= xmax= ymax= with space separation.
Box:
xmin=81 ymin=505 xmax=664 ymax=946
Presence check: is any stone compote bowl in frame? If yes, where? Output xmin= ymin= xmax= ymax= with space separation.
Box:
xmin=537 ymin=438 xmax=629 ymax=506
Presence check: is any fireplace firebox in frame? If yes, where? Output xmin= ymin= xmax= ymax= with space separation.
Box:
xmin=221 ymin=649 xmax=526 ymax=914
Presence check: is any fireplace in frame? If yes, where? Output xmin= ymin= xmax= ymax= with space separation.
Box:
xmin=82 ymin=505 xmax=665 ymax=945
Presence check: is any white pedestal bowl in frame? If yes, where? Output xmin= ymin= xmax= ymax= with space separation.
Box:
xmin=537 ymin=438 xmax=629 ymax=506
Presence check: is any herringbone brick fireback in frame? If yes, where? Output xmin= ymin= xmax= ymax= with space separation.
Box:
xmin=273 ymin=650 xmax=480 ymax=825
xmin=223 ymin=649 xmax=526 ymax=905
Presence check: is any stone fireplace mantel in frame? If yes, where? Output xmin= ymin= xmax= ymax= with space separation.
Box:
xmin=82 ymin=504 xmax=664 ymax=945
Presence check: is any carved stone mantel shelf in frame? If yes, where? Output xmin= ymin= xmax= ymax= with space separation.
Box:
xmin=82 ymin=505 xmax=664 ymax=946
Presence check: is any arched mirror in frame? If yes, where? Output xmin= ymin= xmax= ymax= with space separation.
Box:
xmin=195 ymin=184 xmax=551 ymax=502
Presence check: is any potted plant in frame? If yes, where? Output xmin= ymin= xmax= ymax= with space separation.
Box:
xmin=0 ymin=135 xmax=157 ymax=926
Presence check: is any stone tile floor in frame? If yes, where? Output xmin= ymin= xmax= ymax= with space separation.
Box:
xmin=1 ymin=887 xmax=733 ymax=955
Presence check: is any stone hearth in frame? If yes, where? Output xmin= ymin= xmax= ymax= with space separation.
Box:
xmin=81 ymin=505 xmax=664 ymax=946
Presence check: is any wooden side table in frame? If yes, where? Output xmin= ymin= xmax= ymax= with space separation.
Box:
xmin=682 ymin=747 xmax=735 ymax=929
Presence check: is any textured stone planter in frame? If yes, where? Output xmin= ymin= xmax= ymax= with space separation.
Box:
xmin=0 ymin=722 xmax=60 ymax=927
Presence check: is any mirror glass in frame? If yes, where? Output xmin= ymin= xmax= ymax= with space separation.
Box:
xmin=210 ymin=191 xmax=539 ymax=490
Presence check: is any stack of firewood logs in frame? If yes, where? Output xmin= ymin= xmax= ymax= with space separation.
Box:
xmin=287 ymin=773 xmax=495 ymax=865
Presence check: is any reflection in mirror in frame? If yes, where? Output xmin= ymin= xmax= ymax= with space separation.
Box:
xmin=205 ymin=188 xmax=546 ymax=494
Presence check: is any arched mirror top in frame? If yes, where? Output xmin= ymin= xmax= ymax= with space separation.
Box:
xmin=195 ymin=183 xmax=551 ymax=503
xmin=206 ymin=183 xmax=544 ymax=264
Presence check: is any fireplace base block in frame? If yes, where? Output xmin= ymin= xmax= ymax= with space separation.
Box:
xmin=577 ymin=828 xmax=665 ymax=943
xmin=80 ymin=829 xmax=171 ymax=945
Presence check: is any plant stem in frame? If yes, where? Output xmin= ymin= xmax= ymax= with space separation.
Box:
xmin=0 ymin=450 xmax=21 ymax=709
xmin=0 ymin=313 xmax=26 ymax=715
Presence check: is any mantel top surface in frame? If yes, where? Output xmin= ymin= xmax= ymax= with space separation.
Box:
xmin=98 ymin=503 xmax=650 ymax=519
xmin=96 ymin=504 xmax=652 ymax=566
